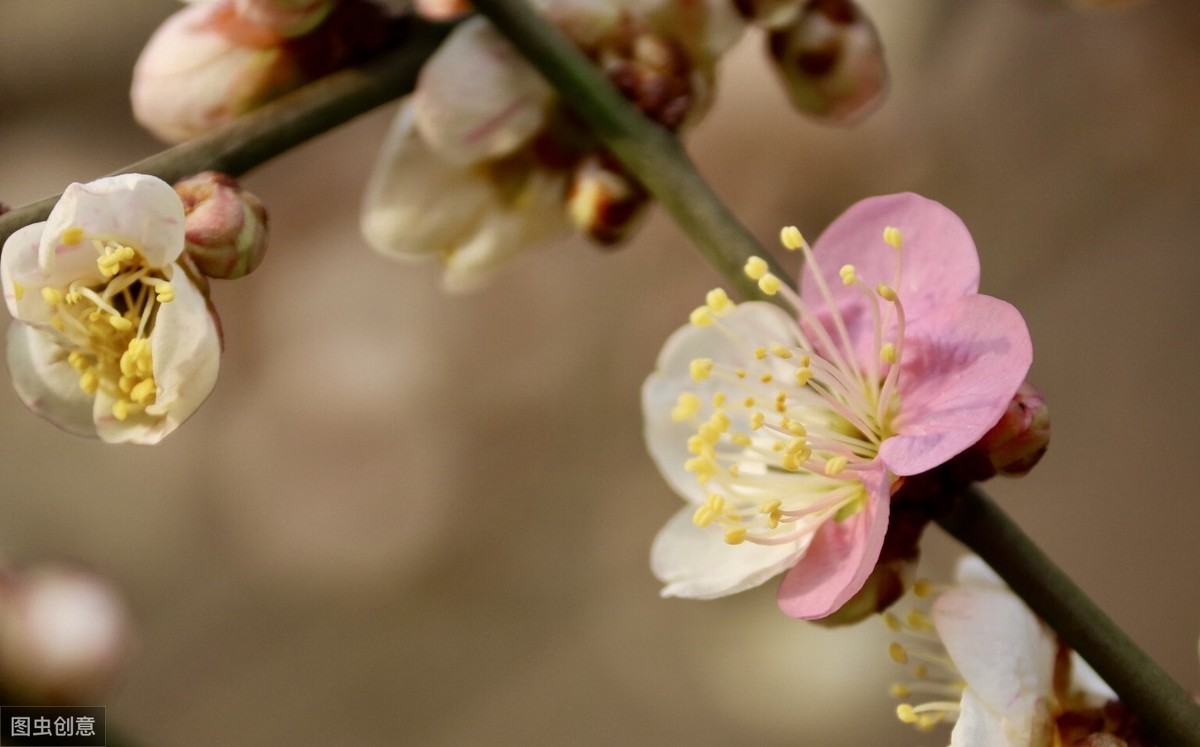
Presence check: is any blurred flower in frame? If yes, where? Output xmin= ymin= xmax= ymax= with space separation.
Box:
xmin=1 ymin=174 xmax=221 ymax=444
xmin=133 ymin=0 xmax=394 ymax=143
xmin=765 ymin=0 xmax=887 ymax=124
xmin=176 ymin=171 xmax=270 ymax=279
xmin=361 ymin=0 xmax=744 ymax=292
xmin=413 ymin=0 xmax=473 ymax=19
xmin=0 ymin=563 xmax=132 ymax=705
xmin=889 ymin=557 xmax=1146 ymax=746
xmin=643 ymin=193 xmax=1032 ymax=619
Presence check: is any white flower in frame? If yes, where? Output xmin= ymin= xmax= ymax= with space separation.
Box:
xmin=1 ymin=174 xmax=221 ymax=444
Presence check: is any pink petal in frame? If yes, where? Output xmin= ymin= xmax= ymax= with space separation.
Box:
xmin=801 ymin=193 xmax=980 ymax=324
xmin=775 ymin=466 xmax=890 ymax=619
xmin=880 ymin=294 xmax=1032 ymax=476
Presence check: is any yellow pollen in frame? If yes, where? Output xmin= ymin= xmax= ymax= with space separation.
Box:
xmin=754 ymin=347 xmax=768 ymax=360
xmin=839 ymin=264 xmax=857 ymax=286
xmin=130 ymin=377 xmax=157 ymax=405
xmin=779 ymin=226 xmax=804 ymax=250
xmin=881 ymin=342 xmax=897 ymax=364
xmin=794 ymin=368 xmax=812 ymax=387
xmin=68 ymin=352 xmax=88 ymax=372
xmin=50 ymin=318 xmax=65 ymax=331
xmin=771 ymin=343 xmax=793 ymax=359
xmin=750 ymin=412 xmax=764 ymax=430
xmin=689 ymin=306 xmax=715 ymax=328
xmin=890 ymin=684 xmax=912 ymax=698
xmin=728 ymin=464 xmax=740 ymax=477
xmin=882 ymin=612 xmax=902 ymax=632
xmin=705 ymin=288 xmax=734 ymax=315
xmin=783 ymin=420 xmax=806 ymax=436
xmin=896 ymin=704 xmax=919 ymax=725
xmin=108 ymin=315 xmax=133 ymax=331
xmin=906 ymin=610 xmax=934 ymax=632
xmin=12 ymin=282 xmax=24 ymax=301
xmin=712 ymin=392 xmax=726 ymax=408
xmin=760 ymin=499 xmax=782 ymax=514
xmin=692 ymin=505 xmax=715 ymax=528
xmin=112 ymin=399 xmax=132 ymax=421
xmin=877 ymin=283 xmax=898 ymax=302
xmin=78 ymin=370 xmax=99 ymax=394
xmin=781 ymin=450 xmax=810 ymax=471
xmin=743 ymin=397 xmax=755 ymax=407
xmin=730 ymin=433 xmax=752 ymax=447
xmin=155 ymin=283 xmax=175 ymax=303
xmin=913 ymin=580 xmax=934 ymax=599
xmin=41 ymin=287 xmax=63 ymax=305
xmin=889 ymin=643 xmax=908 ymax=664
xmin=671 ymin=392 xmax=701 ymax=421
xmin=735 ymin=368 xmax=747 ymax=379
xmin=760 ymin=373 xmax=773 ymax=384
xmin=825 ymin=456 xmax=849 ymax=476
xmin=758 ymin=274 xmax=782 ymax=296
xmin=689 ymin=357 xmax=714 ymax=382
xmin=883 ymin=226 xmax=903 ymax=249
xmin=61 ymin=226 xmax=85 ymax=246
xmin=724 ymin=528 xmax=747 ymax=545
xmin=743 ymin=256 xmax=768 ymax=280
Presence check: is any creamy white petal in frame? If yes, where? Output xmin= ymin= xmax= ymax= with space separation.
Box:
xmin=2 ymin=222 xmax=56 ymax=326
xmin=651 ymin=506 xmax=812 ymax=599
xmin=950 ymin=688 xmax=1024 ymax=747
xmin=414 ymin=17 xmax=553 ymax=167
xmin=6 ymin=324 xmax=97 ymax=438
xmin=954 ymin=554 xmax=1006 ymax=589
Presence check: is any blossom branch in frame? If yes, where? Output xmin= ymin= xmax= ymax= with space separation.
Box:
xmin=0 ymin=17 xmax=456 ymax=250
xmin=938 ymin=487 xmax=1200 ymax=747
xmin=469 ymin=0 xmax=788 ymax=303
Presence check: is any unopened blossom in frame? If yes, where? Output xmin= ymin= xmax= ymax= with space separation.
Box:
xmin=133 ymin=0 xmax=392 ymax=143
xmin=643 ymin=193 xmax=1031 ymax=619
xmin=361 ymin=0 xmax=745 ymax=292
xmin=0 ymin=564 xmax=131 ymax=704
xmin=176 ymin=171 xmax=270 ymax=279
xmin=1 ymin=174 xmax=221 ymax=444
xmin=765 ymin=0 xmax=887 ymax=124
xmin=888 ymin=556 xmax=1134 ymax=746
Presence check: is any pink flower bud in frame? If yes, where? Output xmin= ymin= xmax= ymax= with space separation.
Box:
xmin=0 ymin=565 xmax=132 ymax=704
xmin=176 ymin=172 xmax=269 ymax=280
xmin=765 ymin=0 xmax=887 ymax=125
xmin=976 ymin=380 xmax=1050 ymax=477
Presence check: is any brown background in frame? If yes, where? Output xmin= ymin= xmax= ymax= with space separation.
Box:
xmin=1 ymin=1 xmax=1198 ymax=745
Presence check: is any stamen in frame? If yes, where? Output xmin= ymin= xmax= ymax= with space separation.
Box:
xmin=689 ymin=306 xmax=715 ymax=328
xmin=744 ymin=256 xmax=768 ymax=280
xmin=779 ymin=226 xmax=804 ymax=250
xmin=883 ymin=226 xmax=903 ymax=250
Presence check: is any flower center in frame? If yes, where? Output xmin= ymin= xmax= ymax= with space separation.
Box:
xmin=670 ymin=225 xmax=908 ymax=546
xmin=31 ymin=227 xmax=176 ymax=421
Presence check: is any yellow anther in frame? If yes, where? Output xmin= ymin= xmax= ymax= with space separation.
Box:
xmin=78 ymin=371 xmax=99 ymax=394
xmin=771 ymin=442 xmax=785 ymax=452
xmin=877 ymin=283 xmax=898 ymax=302
xmin=705 ymin=288 xmax=734 ymax=316
xmin=760 ymin=499 xmax=782 ymax=514
xmin=880 ymin=342 xmax=897 ymax=365
xmin=839 ymin=264 xmax=857 ymax=286
xmin=155 ymin=283 xmax=175 ymax=303
xmin=744 ymin=256 xmax=768 ymax=280
xmin=61 ymin=226 xmax=85 ymax=246
xmin=112 ymin=399 xmax=132 ymax=421
xmin=906 ymin=609 xmax=934 ymax=632
xmin=119 ymin=376 xmax=135 ymax=394
xmin=889 ymin=684 xmax=912 ymax=698
xmin=734 ymin=368 xmax=747 ymax=379
xmin=914 ymin=664 xmax=929 ymax=679
xmin=779 ymin=225 xmax=804 ymax=250
xmin=689 ymin=357 xmax=714 ymax=382
xmin=712 ymin=392 xmax=726 ymax=408
xmin=917 ymin=715 xmax=940 ymax=732
xmin=710 ymin=411 xmax=731 ymax=430
xmin=743 ymin=397 xmax=755 ymax=408
xmin=692 ymin=505 xmax=715 ymax=528
xmin=825 ymin=456 xmax=849 ymax=476
xmin=108 ymin=315 xmax=133 ymax=331
xmin=754 ymin=347 xmax=768 ymax=360
xmin=883 ymin=226 xmax=903 ymax=249
xmin=794 ymin=368 xmax=812 ymax=387
xmin=730 ymin=433 xmax=752 ymax=447
xmin=895 ymin=704 xmax=919 ymax=725
xmin=724 ymin=528 xmax=747 ymax=545
xmin=50 ymin=318 xmax=64 ymax=331
xmin=889 ymin=643 xmax=909 ymax=664
xmin=685 ymin=456 xmax=718 ymax=478
xmin=799 ymin=354 xmax=810 ymax=367
xmin=913 ymin=579 xmax=934 ymax=599
xmin=749 ymin=412 xmax=765 ymax=430
xmin=671 ymin=392 xmax=701 ymax=422
xmin=882 ymin=612 xmax=902 ymax=632
xmin=67 ymin=352 xmax=88 ymax=372
xmin=759 ymin=372 xmax=773 ymax=384
xmin=783 ymin=419 xmax=807 ymax=437
xmin=781 ymin=450 xmax=810 ymax=471
xmin=698 ymin=423 xmax=721 ymax=445
xmin=130 ymin=377 xmax=156 ymax=405
xmin=758 ymin=274 xmax=782 ymax=296
xmin=728 ymin=464 xmax=740 ymax=477
xmin=689 ymin=305 xmax=715 ymax=328
xmin=770 ymin=343 xmax=793 ymax=359
xmin=785 ymin=437 xmax=808 ymax=454
xmin=41 ymin=287 xmax=63 ymax=305
xmin=12 ymin=282 xmax=24 ymax=301
xmin=706 ymin=494 xmax=726 ymax=511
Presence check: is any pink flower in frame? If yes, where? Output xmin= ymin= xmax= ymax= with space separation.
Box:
xmin=1 ymin=174 xmax=221 ymax=444
xmin=643 ymin=193 xmax=1031 ymax=619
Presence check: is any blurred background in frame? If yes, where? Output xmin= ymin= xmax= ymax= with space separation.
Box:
xmin=1 ymin=0 xmax=1198 ymax=744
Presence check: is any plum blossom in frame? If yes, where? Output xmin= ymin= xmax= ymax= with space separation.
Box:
xmin=888 ymin=557 xmax=1120 ymax=746
xmin=1 ymin=174 xmax=221 ymax=444
xmin=361 ymin=0 xmax=745 ymax=292
xmin=642 ymin=193 xmax=1032 ymax=619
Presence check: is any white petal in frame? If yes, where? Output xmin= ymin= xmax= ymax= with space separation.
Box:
xmin=361 ymin=103 xmax=495 ymax=260
xmin=44 ymin=175 xmax=185 ymax=271
xmin=94 ymin=271 xmax=219 ymax=444
xmin=651 ymin=506 xmax=811 ymax=599
xmin=950 ymin=688 xmax=1025 ymax=747
xmin=933 ymin=587 xmax=1055 ymax=724
xmin=641 ymin=302 xmax=797 ymax=503
xmin=414 ymin=17 xmax=553 ymax=167
xmin=954 ymin=554 xmax=1006 ymax=589
xmin=1068 ymin=651 xmax=1116 ymax=708
xmin=2 ymin=222 xmax=56 ymax=326
xmin=6 ymin=323 xmax=97 ymax=438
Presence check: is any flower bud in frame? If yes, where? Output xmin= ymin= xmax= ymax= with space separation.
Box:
xmin=414 ymin=0 xmax=474 ymax=20
xmin=233 ymin=0 xmax=335 ymax=37
xmin=566 ymin=155 xmax=649 ymax=245
xmin=976 ymin=381 xmax=1050 ymax=477
xmin=765 ymin=0 xmax=887 ymax=125
xmin=176 ymin=172 xmax=270 ymax=279
xmin=0 ymin=564 xmax=132 ymax=704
